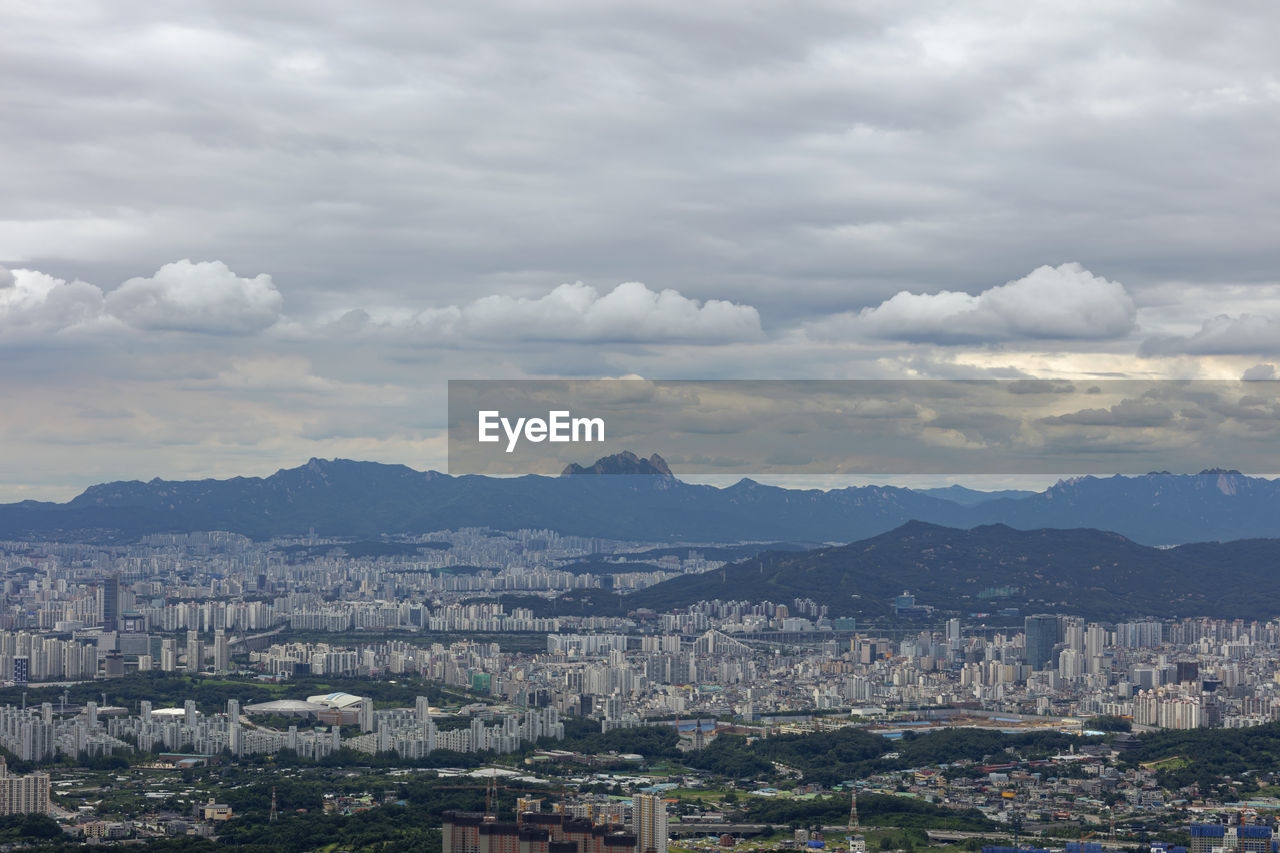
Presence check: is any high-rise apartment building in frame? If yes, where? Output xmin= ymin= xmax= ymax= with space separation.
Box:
xmin=213 ymin=629 xmax=229 ymax=673
xmin=632 ymin=793 xmax=667 ymax=853
xmin=0 ymin=758 xmax=50 ymax=816
xmin=186 ymin=630 xmax=201 ymax=673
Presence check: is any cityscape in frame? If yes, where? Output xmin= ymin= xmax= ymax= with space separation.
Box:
xmin=2 ymin=504 xmax=1280 ymax=851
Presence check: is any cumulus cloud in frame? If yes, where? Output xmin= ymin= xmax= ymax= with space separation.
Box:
xmin=1140 ymin=314 xmax=1280 ymax=356
xmin=3 ymin=262 xmax=758 ymax=346
xmin=0 ymin=260 xmax=286 ymax=340
xmin=105 ymin=260 xmax=283 ymax=335
xmin=350 ymin=281 xmax=763 ymax=344
xmin=808 ymin=263 xmax=1137 ymax=344
xmin=0 ymin=266 xmax=106 ymax=334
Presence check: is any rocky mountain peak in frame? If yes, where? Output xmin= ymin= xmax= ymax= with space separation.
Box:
xmin=560 ymin=451 xmax=674 ymax=477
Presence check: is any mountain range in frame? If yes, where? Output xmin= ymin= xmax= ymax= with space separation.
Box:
xmin=2 ymin=455 xmax=1280 ymax=547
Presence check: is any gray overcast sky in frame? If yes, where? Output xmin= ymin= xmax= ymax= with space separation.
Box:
xmin=2 ymin=0 xmax=1279 ymax=499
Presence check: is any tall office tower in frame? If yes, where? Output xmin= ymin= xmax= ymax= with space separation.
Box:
xmin=1024 ymin=614 xmax=1059 ymax=671
xmin=101 ymin=575 xmax=120 ymax=633
xmin=946 ymin=618 xmax=961 ymax=648
xmin=632 ymin=793 xmax=668 ymax=853
xmin=213 ymin=629 xmax=229 ymax=673
xmin=1176 ymin=660 xmax=1200 ymax=684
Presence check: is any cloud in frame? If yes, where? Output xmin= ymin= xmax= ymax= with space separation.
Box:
xmin=0 ymin=260 xmax=287 ymax=341
xmin=105 ymin=260 xmax=283 ymax=335
xmin=1006 ymin=379 xmax=1077 ymax=395
xmin=809 ymin=263 xmax=1137 ymax=344
xmin=1242 ymin=363 xmax=1276 ymax=381
xmin=351 ymin=281 xmax=763 ymax=344
xmin=1039 ymin=398 xmax=1175 ymax=428
xmin=1140 ymin=314 xmax=1280 ymax=356
xmin=6 ymin=2 xmax=1278 ymax=326
xmin=0 ymin=266 xmax=106 ymax=334
xmin=3 ymin=261 xmax=759 ymax=347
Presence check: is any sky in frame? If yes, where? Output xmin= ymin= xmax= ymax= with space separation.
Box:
xmin=2 ymin=1 xmax=1279 ymax=500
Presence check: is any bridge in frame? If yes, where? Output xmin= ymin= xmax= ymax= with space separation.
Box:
xmin=228 ymin=626 xmax=284 ymax=652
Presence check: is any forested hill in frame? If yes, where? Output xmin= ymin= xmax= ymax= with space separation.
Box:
xmin=626 ymin=521 xmax=1280 ymax=620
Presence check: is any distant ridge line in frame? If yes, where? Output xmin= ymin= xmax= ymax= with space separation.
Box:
xmin=2 ymin=456 xmax=1280 ymax=546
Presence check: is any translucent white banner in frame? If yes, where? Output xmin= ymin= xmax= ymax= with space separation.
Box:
xmin=447 ymin=379 xmax=1280 ymax=476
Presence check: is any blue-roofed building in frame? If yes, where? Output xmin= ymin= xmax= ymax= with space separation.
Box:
xmin=1190 ymin=825 xmax=1226 ymax=853
xmin=1190 ymin=825 xmax=1275 ymax=853
xmin=1066 ymin=841 xmax=1104 ymax=853
xmin=1231 ymin=825 xmax=1273 ymax=853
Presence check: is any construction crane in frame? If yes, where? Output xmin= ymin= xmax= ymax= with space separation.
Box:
xmin=427 ymin=781 xmax=549 ymax=822
xmin=846 ymin=788 xmax=866 ymax=853
xmin=483 ymin=773 xmax=501 ymax=820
